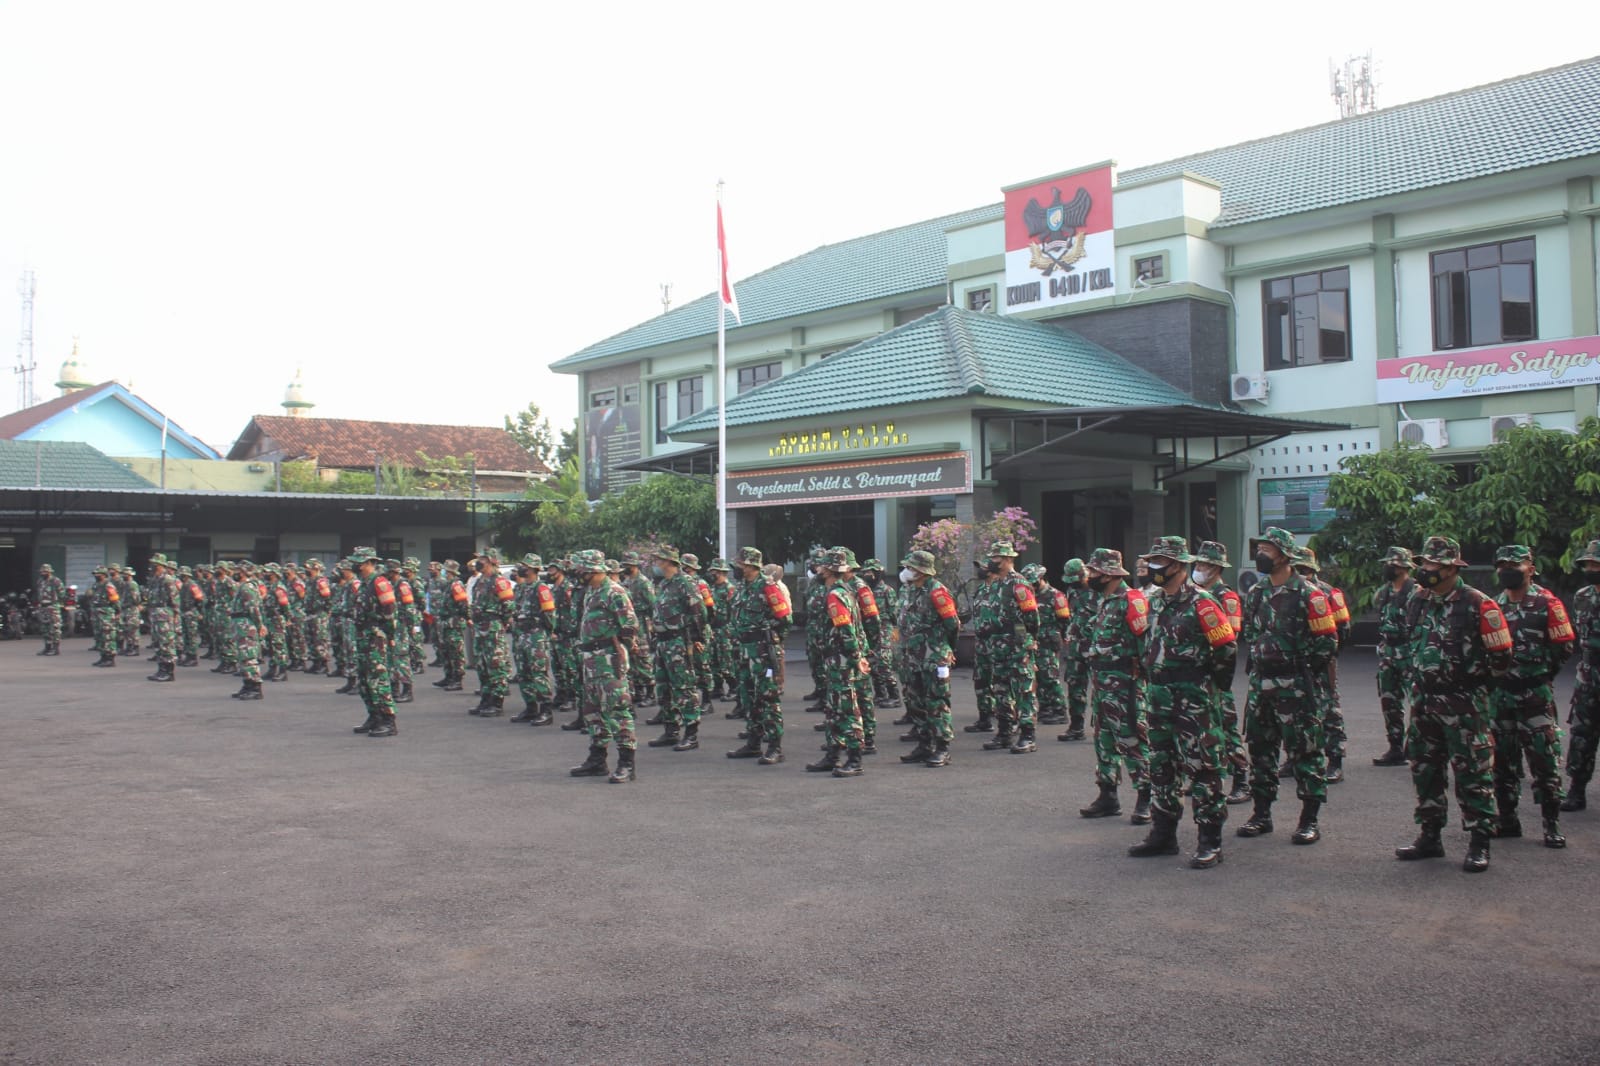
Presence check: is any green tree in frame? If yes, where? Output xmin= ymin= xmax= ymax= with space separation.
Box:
xmin=415 ymin=450 xmax=475 ymax=495
xmin=504 ymin=402 xmax=558 ymax=470
xmin=753 ymin=505 xmax=839 ymax=571
xmin=1312 ymin=443 xmax=1459 ymax=608
xmin=591 ymin=475 xmax=716 ymax=559
xmin=556 ymin=418 xmax=578 ymax=471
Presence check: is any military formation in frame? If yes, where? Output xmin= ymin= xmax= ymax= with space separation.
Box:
xmin=29 ymin=528 xmax=1600 ymax=873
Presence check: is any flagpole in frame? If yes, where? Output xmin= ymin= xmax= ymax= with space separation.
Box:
xmin=716 ymin=181 xmax=729 ymax=562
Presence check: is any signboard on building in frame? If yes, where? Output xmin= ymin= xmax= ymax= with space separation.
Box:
xmin=727 ymin=452 xmax=972 ymax=509
xmin=1001 ymin=164 xmax=1116 ymax=315
xmin=1258 ymin=476 xmax=1336 ymax=534
xmin=1376 ymin=335 xmax=1600 ymax=403
xmin=583 ymin=383 xmax=641 ymax=498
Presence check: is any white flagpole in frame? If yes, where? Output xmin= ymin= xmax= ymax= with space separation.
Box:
xmin=716 ymin=180 xmax=729 ymax=561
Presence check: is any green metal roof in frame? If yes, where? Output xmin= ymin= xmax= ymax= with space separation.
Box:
xmin=0 ymin=440 xmax=157 ymax=490
xmin=1122 ymin=56 xmax=1600 ymax=229
xmin=549 ymin=203 xmax=1003 ymax=370
xmin=668 ymin=305 xmax=1204 ymax=433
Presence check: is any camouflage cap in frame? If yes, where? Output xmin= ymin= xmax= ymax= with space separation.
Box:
xmin=619 ymin=550 xmax=643 ymax=567
xmin=177 ymin=565 xmax=193 ymax=577
xmin=544 ymin=558 xmax=566 ymax=572
xmin=1383 ymin=546 xmax=1415 ymax=568
xmin=1194 ymin=541 xmax=1232 ymax=568
xmin=988 ymin=540 xmax=1019 ymax=558
xmin=827 ymin=547 xmax=856 ymax=571
xmin=263 ymin=563 xmax=283 ymax=576
xmin=570 ymin=548 xmax=606 ymax=572
xmin=349 ymin=546 xmax=378 ymax=564
xmin=708 ymin=557 xmax=732 ymax=572
xmin=92 ymin=565 xmax=107 ymax=576
xmin=149 ymin=552 xmax=172 ymax=568
xmin=403 ymin=556 xmax=420 ymax=570
xmin=900 ymin=549 xmax=936 ymax=576
xmin=1577 ymin=539 xmax=1600 ymax=564
xmin=521 ymin=553 xmax=544 ymax=569
xmin=1294 ymin=547 xmax=1321 ymax=572
xmin=860 ymin=557 xmax=884 ymax=572
xmin=213 ymin=560 xmax=233 ymax=572
xmin=444 ymin=559 xmax=460 ymax=573
xmin=1021 ymin=562 xmax=1048 ymax=582
xmin=336 ymin=557 xmax=354 ymax=571
xmin=1494 ymin=544 xmax=1534 ymax=565
xmin=1140 ymin=535 xmax=1194 ymax=564
xmin=652 ymin=544 xmax=682 ymax=564
xmin=38 ymin=563 xmax=53 ymax=573
xmin=1085 ymin=547 xmax=1129 ymax=577
xmin=604 ymin=558 xmax=621 ymax=573
xmin=305 ymin=557 xmax=323 ymax=569
xmin=383 ymin=558 xmax=401 ymax=571
xmin=1252 ymin=527 xmax=1299 ymax=557
xmin=1419 ymin=535 xmax=1468 ymax=567
xmin=1061 ymin=557 xmax=1085 ymax=579
xmin=738 ymin=546 xmax=764 ymax=567
xmin=680 ymin=553 xmax=701 ymax=571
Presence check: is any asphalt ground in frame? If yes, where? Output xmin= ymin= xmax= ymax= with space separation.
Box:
xmin=3 ymin=637 xmax=1599 ymax=1065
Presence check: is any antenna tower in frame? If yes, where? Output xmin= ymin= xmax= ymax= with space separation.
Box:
xmin=660 ymin=282 xmax=673 ymax=315
xmin=1329 ymin=52 xmax=1379 ymax=118
xmin=15 ymin=269 xmax=37 ymax=410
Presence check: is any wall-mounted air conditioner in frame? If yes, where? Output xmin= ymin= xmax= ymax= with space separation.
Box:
xmin=1490 ymin=414 xmax=1532 ymax=441
xmin=1399 ymin=418 xmax=1449 ymax=449
xmin=1231 ymin=374 xmax=1268 ymax=403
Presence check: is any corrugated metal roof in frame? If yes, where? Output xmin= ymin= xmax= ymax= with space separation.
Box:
xmin=0 ymin=440 xmax=157 ymax=490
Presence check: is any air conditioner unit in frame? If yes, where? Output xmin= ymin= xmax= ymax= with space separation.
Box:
xmin=1490 ymin=413 xmax=1533 ymax=441
xmin=1231 ymin=373 xmax=1269 ymax=403
xmin=1398 ymin=418 xmax=1449 ymax=449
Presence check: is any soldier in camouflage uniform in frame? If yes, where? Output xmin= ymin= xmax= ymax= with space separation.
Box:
xmin=1488 ymin=544 xmax=1575 ymax=847
xmin=806 ymin=548 xmax=872 ymax=777
xmin=229 ymin=562 xmax=266 ymax=701
xmin=834 ymin=548 xmax=881 ymax=754
xmin=620 ymin=552 xmax=658 ymax=710
xmin=1372 ymin=546 xmax=1419 ymax=766
xmin=551 ymin=560 xmax=585 ymax=721
xmin=1023 ymin=563 xmax=1071 ymax=727
xmin=1563 ymin=539 xmax=1600 ymax=813
xmin=333 ymin=560 xmax=361 ymax=691
xmin=1291 ymin=549 xmax=1352 ymax=783
xmin=803 ymin=551 xmax=830 ymax=705
xmin=725 ymin=547 xmax=793 ymax=764
xmin=90 ymin=565 xmax=120 ymax=666
xmin=302 ymin=559 xmax=334 ymax=673
xmin=645 ymin=545 xmax=708 ymax=751
xmin=979 ymin=542 xmax=1040 ymax=754
xmin=176 ymin=565 xmax=203 ymax=666
xmin=469 ymin=549 xmax=516 ymax=716
xmin=424 ymin=560 xmax=446 ymax=661
xmin=33 ymin=563 xmax=65 ymax=655
xmin=1236 ymin=528 xmax=1337 ymax=846
xmin=681 ymin=554 xmax=718 ymax=717
xmin=210 ymin=563 xmax=239 ymax=675
xmin=282 ymin=563 xmax=309 ymax=672
xmin=1394 ymin=536 xmax=1514 ymax=872
xmin=508 ymin=554 xmax=557 ymax=725
xmin=144 ymin=553 xmax=181 ymax=683
xmin=707 ymin=559 xmax=739 ymax=701
xmin=259 ymin=564 xmax=290 ymax=681
xmin=967 ymin=559 xmax=1001 ymax=735
xmin=349 ymin=547 xmax=399 ymax=737
xmin=859 ymin=559 xmax=902 ymax=709
xmin=196 ymin=564 xmax=216 ymax=658
xmin=1057 ymin=558 xmax=1093 ymax=742
xmin=895 ymin=549 xmax=961 ymax=767
xmin=431 ymin=560 xmax=470 ymax=692
xmin=1191 ymin=541 xmax=1249 ymax=803
xmin=386 ymin=559 xmax=418 ymax=704
xmin=1128 ymin=537 xmax=1238 ymax=868
xmin=1078 ymin=549 xmax=1152 ymax=822
xmin=117 ymin=565 xmax=143 ymax=657
xmin=567 ymin=549 xmax=641 ymax=784
xmin=401 ymin=559 xmax=426 ymax=676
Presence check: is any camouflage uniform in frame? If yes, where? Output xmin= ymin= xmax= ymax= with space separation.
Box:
xmin=387 ymin=561 xmax=418 ymax=700
xmin=707 ymin=560 xmax=739 ymax=699
xmin=403 ymin=560 xmax=427 ymax=674
xmin=302 ymin=561 xmax=335 ymax=672
xmin=896 ymin=549 xmax=961 ymax=766
xmin=1059 ymin=558 xmax=1095 ymax=740
xmin=33 ymin=565 xmax=65 ymax=653
xmin=230 ymin=567 xmax=266 ymax=696
xmin=510 ymin=554 xmax=556 ymax=721
xmin=351 ymin=547 xmax=398 ymax=735
xmin=1023 ymin=563 xmax=1071 ymax=726
xmin=1294 ymin=549 xmax=1352 ymax=779
xmin=978 ymin=542 xmax=1040 ymax=752
xmin=553 ymin=565 xmax=583 ymax=710
xmin=118 ymin=571 xmax=142 ymax=656
xmin=568 ymin=549 xmax=640 ymax=783
xmin=1489 ymin=544 xmax=1575 ymax=843
xmin=811 ymin=549 xmax=869 ymax=776
xmin=334 ymin=565 xmax=360 ymax=679
xmin=725 ymin=547 xmax=792 ymax=763
xmin=969 ymin=568 xmax=1001 ymax=733
xmin=621 ymin=553 xmax=658 ymax=706
xmin=646 ymin=546 xmax=707 ymax=747
xmin=682 ymin=555 xmax=717 ymax=708
xmin=836 ymin=549 xmax=881 ymax=750
xmin=283 ymin=566 xmax=310 ymax=670
xmin=90 ymin=568 xmax=120 ymax=665
xmin=1192 ymin=540 xmax=1249 ymax=802
xmin=1373 ymin=547 xmax=1420 ymax=765
xmin=1131 ymin=536 xmax=1239 ymax=867
xmin=261 ymin=566 xmax=290 ymax=678
xmin=1079 ymin=549 xmax=1151 ymax=818
xmin=1565 ymin=539 xmax=1600 ymax=811
xmin=860 ymin=559 xmax=902 ymax=708
xmin=144 ymin=555 xmax=181 ymax=681
xmin=471 ymin=552 xmax=516 ymax=714
xmin=211 ymin=567 xmax=238 ymax=672
xmin=177 ymin=566 xmax=204 ymax=665
xmin=433 ymin=561 xmax=469 ymax=690
xmin=803 ymin=554 xmax=830 ymax=701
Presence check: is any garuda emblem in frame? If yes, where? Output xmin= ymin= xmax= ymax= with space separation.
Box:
xmin=1022 ymin=186 xmax=1093 ymax=276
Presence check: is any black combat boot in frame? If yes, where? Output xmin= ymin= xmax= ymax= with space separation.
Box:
xmin=1542 ymin=800 xmax=1566 ymax=849
xmin=724 ymin=704 xmax=747 ymax=720
xmin=924 ymin=738 xmax=952 ymax=768
xmin=442 ymin=674 xmax=462 ymax=692
xmin=900 ymin=734 xmax=933 ymax=763
xmin=758 ymin=741 xmax=784 ymax=765
xmin=1277 ymin=758 xmax=1293 ymax=779
xmin=395 ymin=683 xmax=414 ymax=705
xmin=1291 ymin=799 xmax=1322 ymax=845
xmin=643 ymin=709 xmax=666 ymax=726
xmin=432 ymin=672 xmax=454 ymax=688
xmin=1560 ymin=781 xmax=1586 ymax=812
xmin=727 ymin=733 xmax=762 ymax=758
xmin=179 ymin=654 xmax=199 ymax=667
xmin=1130 ymin=786 xmax=1153 ymax=825
xmin=352 ymin=713 xmax=378 ymax=734
xmin=560 ymin=713 xmax=587 ymax=731
xmin=1462 ymin=830 xmax=1491 ymax=873
xmin=608 ymin=747 xmax=636 ymax=784
xmin=647 ymin=724 xmax=681 ymax=748
xmin=93 ymin=651 xmax=114 ymax=667
xmin=529 ymin=702 xmax=554 ymax=726
xmin=210 ymin=660 xmax=229 ymax=673
xmin=801 ymin=688 xmax=822 ymax=702
xmin=1190 ymin=822 xmax=1224 ymax=869
xmin=367 ymin=712 xmax=397 ymax=738
xmin=1127 ymin=808 xmax=1180 ymax=857
xmin=673 ymin=722 xmax=700 ymax=751
xmin=964 ymin=714 xmax=995 ymax=734
xmin=1236 ymin=797 xmax=1274 ymax=837
xmin=336 ymin=674 xmax=358 ymax=695
xmin=982 ymin=726 xmax=1014 ymax=751
xmin=1059 ymin=714 xmax=1085 ymax=742
xmin=147 ymin=660 xmax=175 ymax=682
xmin=1496 ymin=792 xmax=1522 ymax=838
xmin=709 ymin=683 xmax=726 ymax=700
xmin=1372 ymin=739 xmax=1407 ymax=766
xmin=1395 ymin=820 xmax=1445 ymax=860
xmin=832 ymin=748 xmax=864 ymax=778
xmin=1226 ymin=769 xmax=1250 ymax=804
xmin=1325 ymin=754 xmax=1344 ymax=784
xmin=469 ymin=694 xmax=491 ymax=715
xmin=570 ymin=744 xmax=609 ymax=777
xmin=479 ymin=694 xmax=502 ymax=716
xmin=1010 ymin=723 xmax=1038 ymax=755
xmin=806 ymin=745 xmax=842 ymax=773
xmin=509 ymin=699 xmax=537 ymax=723
xmin=893 ymin=714 xmax=913 ymax=727
xmin=1079 ymin=783 xmax=1121 ymax=819
xmin=232 ymin=679 xmax=252 ymax=698
xmin=237 ymin=680 xmax=263 ymax=701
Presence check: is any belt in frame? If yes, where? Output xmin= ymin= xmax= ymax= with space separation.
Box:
xmin=580 ymin=641 xmax=614 ymax=652
xmin=1152 ymin=664 xmax=1209 ymax=683
xmin=1256 ymin=663 xmax=1302 ymax=679
xmin=655 ymin=628 xmax=684 ymax=639
xmin=737 ymin=631 xmax=768 ymax=642
xmin=1497 ymin=674 xmax=1551 ymax=694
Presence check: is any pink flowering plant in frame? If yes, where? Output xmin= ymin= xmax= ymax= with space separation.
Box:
xmin=908 ymin=507 xmax=1038 ymax=611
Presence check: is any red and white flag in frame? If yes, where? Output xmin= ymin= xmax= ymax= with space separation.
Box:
xmin=718 ymin=201 xmax=741 ymax=324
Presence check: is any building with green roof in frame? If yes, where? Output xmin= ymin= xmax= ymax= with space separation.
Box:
xmin=553 ymin=57 xmax=1600 ymax=572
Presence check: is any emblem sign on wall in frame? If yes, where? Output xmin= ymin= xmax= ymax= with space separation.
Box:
xmin=1001 ymin=164 xmax=1116 ymax=314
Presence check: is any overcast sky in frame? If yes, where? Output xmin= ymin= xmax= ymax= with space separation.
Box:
xmin=0 ymin=2 xmax=1589 ymax=453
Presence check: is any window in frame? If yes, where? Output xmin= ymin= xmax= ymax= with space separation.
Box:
xmin=654 ymin=382 xmax=670 ymax=444
xmin=1263 ymin=267 xmax=1350 ymax=369
xmin=737 ymin=361 xmax=783 ymax=395
xmin=589 ymin=388 xmax=616 ymax=408
xmin=622 ymin=384 xmax=640 ymax=405
xmin=1133 ymin=254 xmax=1165 ymax=283
xmin=677 ymin=376 xmax=704 ymax=419
xmin=966 ymin=287 xmax=994 ymax=313
xmin=1431 ymin=238 xmax=1535 ymax=350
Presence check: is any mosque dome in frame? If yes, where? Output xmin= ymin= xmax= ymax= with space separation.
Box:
xmin=55 ymin=341 xmax=94 ymax=394
xmin=282 ymin=368 xmax=315 ymax=417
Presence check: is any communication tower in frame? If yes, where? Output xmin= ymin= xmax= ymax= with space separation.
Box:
xmin=1329 ymin=52 xmax=1379 ymax=119
xmin=15 ymin=270 xmax=37 ymax=410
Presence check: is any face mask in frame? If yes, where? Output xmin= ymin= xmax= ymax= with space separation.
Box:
xmin=650 ymin=565 xmax=665 ymax=579
xmin=1381 ymin=565 xmax=1399 ymax=582
xmin=862 ymin=573 xmax=878 ymax=586
xmin=899 ymin=568 xmax=917 ymax=584
xmin=1418 ymin=568 xmax=1446 ymax=589
xmin=1495 ymin=569 xmax=1527 ymax=590
xmin=1091 ymin=574 xmax=1116 ymax=592
xmin=1254 ymin=552 xmax=1276 ymax=574
xmin=1191 ymin=565 xmax=1214 ymax=585
xmin=1583 ymin=570 xmax=1600 ymax=585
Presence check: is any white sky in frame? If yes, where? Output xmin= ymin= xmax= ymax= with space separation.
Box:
xmin=0 ymin=1 xmax=1590 ymax=453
